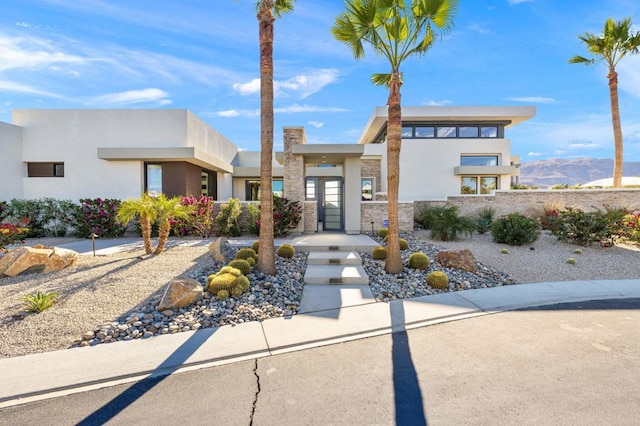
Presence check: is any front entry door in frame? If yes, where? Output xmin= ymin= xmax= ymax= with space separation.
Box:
xmin=320 ymin=178 xmax=343 ymax=232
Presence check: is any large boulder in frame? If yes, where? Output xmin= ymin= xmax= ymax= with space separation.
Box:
xmin=208 ymin=237 xmax=233 ymax=263
xmin=435 ymin=249 xmax=477 ymax=273
xmin=0 ymin=245 xmax=78 ymax=278
xmin=158 ymin=278 xmax=203 ymax=310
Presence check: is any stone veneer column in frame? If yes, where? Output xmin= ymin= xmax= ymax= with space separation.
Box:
xmin=283 ymin=127 xmax=306 ymax=234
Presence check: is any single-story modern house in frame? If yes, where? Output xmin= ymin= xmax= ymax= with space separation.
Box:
xmin=0 ymin=106 xmax=535 ymax=233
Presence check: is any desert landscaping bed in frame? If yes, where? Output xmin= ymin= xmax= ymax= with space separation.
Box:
xmin=0 ymin=232 xmax=638 ymax=359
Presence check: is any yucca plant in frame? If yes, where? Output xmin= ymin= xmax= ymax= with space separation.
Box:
xmin=22 ymin=290 xmax=59 ymax=313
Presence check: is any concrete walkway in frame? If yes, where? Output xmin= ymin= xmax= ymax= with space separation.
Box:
xmin=1 ymin=278 xmax=638 ymax=408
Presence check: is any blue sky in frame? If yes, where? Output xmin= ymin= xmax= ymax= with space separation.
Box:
xmin=1 ymin=0 xmax=639 ymax=163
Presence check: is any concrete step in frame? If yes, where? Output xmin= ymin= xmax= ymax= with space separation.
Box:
xmin=299 ymin=285 xmax=376 ymax=313
xmin=303 ymin=264 xmax=369 ymax=285
xmin=307 ymin=251 xmax=362 ymax=266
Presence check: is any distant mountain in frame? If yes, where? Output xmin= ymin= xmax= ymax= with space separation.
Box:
xmin=519 ymin=158 xmax=640 ymax=187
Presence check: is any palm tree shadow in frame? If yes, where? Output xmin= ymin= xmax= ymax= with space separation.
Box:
xmin=390 ymin=301 xmax=428 ymax=425
xmin=76 ymin=327 xmax=218 ymax=425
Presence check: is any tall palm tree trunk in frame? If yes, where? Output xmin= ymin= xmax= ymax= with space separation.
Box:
xmin=140 ymin=213 xmax=153 ymax=254
xmin=154 ymin=219 xmax=171 ymax=254
xmin=608 ymin=69 xmax=624 ymax=188
xmin=257 ymin=2 xmax=276 ymax=275
xmin=385 ymin=74 xmax=403 ymax=274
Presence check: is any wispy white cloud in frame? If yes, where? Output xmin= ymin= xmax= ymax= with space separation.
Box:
xmin=0 ymin=34 xmax=86 ymax=72
xmin=0 ymin=79 xmax=61 ymax=97
xmin=567 ymin=140 xmax=599 ymax=150
xmin=618 ymin=55 xmax=640 ymax=98
xmin=468 ymin=24 xmax=492 ymax=35
xmin=88 ymin=88 xmax=171 ymax=106
xmin=424 ymin=100 xmax=452 ymax=106
xmin=232 ymin=69 xmax=340 ymax=99
xmin=527 ymin=152 xmax=544 ymax=157
xmin=507 ymin=96 xmax=556 ymax=103
xmin=274 ymin=104 xmax=349 ymax=114
xmin=507 ymin=0 xmax=533 ymax=5
xmin=307 ymin=121 xmax=324 ymax=128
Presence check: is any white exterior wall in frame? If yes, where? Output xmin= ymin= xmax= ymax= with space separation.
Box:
xmin=0 ymin=122 xmax=25 ymax=199
xmin=399 ymin=138 xmax=512 ymax=201
xmin=11 ymin=109 xmax=238 ymax=200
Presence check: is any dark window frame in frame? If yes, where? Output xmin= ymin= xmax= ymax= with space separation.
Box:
xmin=27 ymin=162 xmax=65 ymax=178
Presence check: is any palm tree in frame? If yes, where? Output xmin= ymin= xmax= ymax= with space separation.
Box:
xmin=256 ymin=0 xmax=295 ymax=275
xmin=569 ymin=17 xmax=640 ymax=188
xmin=333 ymin=0 xmax=458 ymax=273
xmin=116 ymin=194 xmax=157 ymax=254
xmin=152 ymin=194 xmax=191 ymax=254
xmin=116 ymin=194 xmax=191 ymax=255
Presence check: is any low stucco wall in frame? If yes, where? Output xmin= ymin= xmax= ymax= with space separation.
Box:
xmin=415 ymin=189 xmax=640 ymax=217
xmin=361 ymin=201 xmax=414 ymax=232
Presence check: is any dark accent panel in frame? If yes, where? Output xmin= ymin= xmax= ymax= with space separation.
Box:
xmin=161 ymin=162 xmax=187 ymax=197
xmin=27 ymin=162 xmax=64 ymax=177
xmin=184 ymin=163 xmax=202 ymax=197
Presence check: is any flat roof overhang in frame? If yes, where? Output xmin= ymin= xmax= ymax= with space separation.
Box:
xmin=291 ymin=144 xmax=364 ymax=164
xmin=97 ymin=147 xmax=233 ymax=173
xmin=358 ymin=106 xmax=537 ymax=144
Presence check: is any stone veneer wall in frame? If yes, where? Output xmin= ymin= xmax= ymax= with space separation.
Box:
xmin=361 ymin=158 xmax=382 ymax=193
xmin=415 ymin=189 xmax=640 ymax=217
xmin=283 ymin=127 xmax=306 ymax=234
xmin=361 ymin=201 xmax=414 ymax=232
xmin=304 ymin=201 xmax=317 ymax=233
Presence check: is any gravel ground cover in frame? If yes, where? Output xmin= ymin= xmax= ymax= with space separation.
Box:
xmin=0 ymin=232 xmax=638 ymax=358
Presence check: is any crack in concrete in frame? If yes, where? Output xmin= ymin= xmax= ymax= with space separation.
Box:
xmin=249 ymin=358 xmax=260 ymax=425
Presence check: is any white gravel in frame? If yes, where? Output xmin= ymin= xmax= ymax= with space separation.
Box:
xmin=1 ymin=232 xmax=638 ymax=359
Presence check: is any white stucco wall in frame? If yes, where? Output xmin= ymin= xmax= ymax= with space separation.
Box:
xmin=0 ymin=122 xmax=25 ymax=200
xmin=10 ymin=109 xmax=239 ymax=201
xmin=398 ymin=138 xmax=512 ymax=201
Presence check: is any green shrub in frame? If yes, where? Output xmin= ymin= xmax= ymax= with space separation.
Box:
xmin=372 ymin=246 xmax=387 ymax=260
xmin=251 ymin=241 xmax=260 ymax=253
xmin=235 ymin=248 xmax=258 ymax=262
xmin=427 ymin=205 xmax=475 ymax=241
xmin=426 ymin=271 xmax=449 ymax=290
xmin=41 ymin=198 xmax=76 ymax=237
xmin=216 ymin=198 xmax=242 ymax=237
xmin=491 ymin=213 xmax=540 ymax=246
xmin=378 ymin=228 xmax=388 ymax=238
xmin=246 ymin=203 xmax=261 ymax=235
xmin=415 ymin=205 xmax=440 ymax=229
xmin=72 ymin=198 xmax=126 ymax=238
xmin=4 ymin=199 xmax=48 ymax=238
xmin=247 ymin=196 xmax=302 ymax=237
xmin=408 ymin=252 xmax=430 ymax=270
xmin=277 ymin=244 xmax=295 ymax=258
xmin=399 ymin=238 xmax=409 ymax=250
xmin=22 ymin=290 xmax=59 ymax=313
xmin=554 ymin=207 xmax=614 ymax=246
xmin=228 ymin=259 xmax=252 ymax=275
xmin=474 ymin=206 xmax=495 ymax=234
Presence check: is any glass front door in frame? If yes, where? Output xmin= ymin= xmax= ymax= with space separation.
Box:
xmin=320 ymin=178 xmax=343 ymax=232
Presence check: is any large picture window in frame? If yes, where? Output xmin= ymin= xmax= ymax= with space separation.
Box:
xmin=460 ymin=155 xmax=499 ymax=166
xmin=461 ymin=176 xmax=498 ymax=194
xmin=145 ymin=163 xmax=162 ymax=196
xmin=245 ymin=179 xmax=283 ymax=201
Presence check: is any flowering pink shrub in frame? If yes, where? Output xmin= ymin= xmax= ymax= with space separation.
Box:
xmin=170 ymin=195 xmax=215 ymax=237
xmin=0 ymin=221 xmax=30 ymax=252
xmin=72 ymin=198 xmax=126 ymax=238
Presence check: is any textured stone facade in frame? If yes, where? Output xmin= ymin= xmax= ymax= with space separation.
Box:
xmin=283 ymin=127 xmax=306 ymax=234
xmin=361 ymin=201 xmax=414 ymax=232
xmin=361 ymin=158 xmax=382 ymax=193
xmin=304 ymin=201 xmax=318 ymax=233
xmin=415 ymin=189 xmax=640 ymax=217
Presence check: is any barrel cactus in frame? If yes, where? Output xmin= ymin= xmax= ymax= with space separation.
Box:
xmin=236 ymin=248 xmax=258 ymax=262
xmin=277 ymin=244 xmax=295 ymax=258
xmin=206 ymin=266 xmax=251 ymax=299
xmin=378 ymin=228 xmax=388 ymax=238
xmin=252 ymin=241 xmax=260 ymax=253
xmin=372 ymin=245 xmax=387 ymax=260
xmin=246 ymin=256 xmax=256 ymax=267
xmin=408 ymin=252 xmax=430 ymax=270
xmin=399 ymin=238 xmax=409 ymax=250
xmin=426 ymin=271 xmax=449 ymax=290
xmin=228 ymin=259 xmax=252 ymax=275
